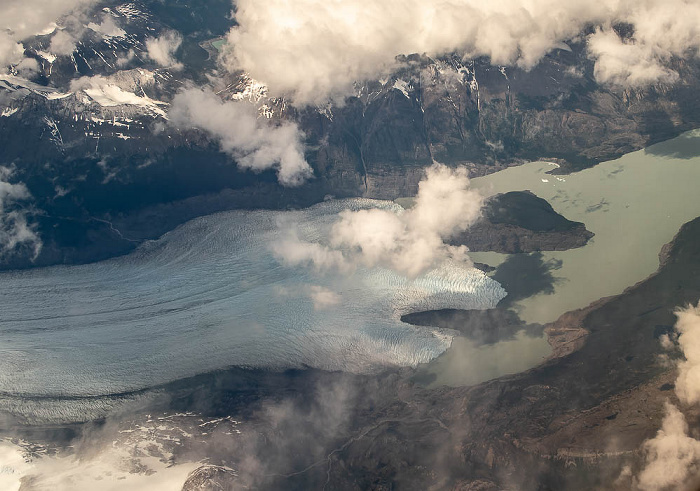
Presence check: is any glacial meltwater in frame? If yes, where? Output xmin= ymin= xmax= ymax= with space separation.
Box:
xmin=470 ymin=129 xmax=700 ymax=325
xmin=416 ymin=129 xmax=700 ymax=387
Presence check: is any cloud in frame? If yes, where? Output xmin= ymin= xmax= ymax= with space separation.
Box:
xmin=587 ymin=0 xmax=700 ymax=88
xmin=222 ymin=0 xmax=700 ymax=105
xmin=49 ymin=29 xmax=77 ymax=56
xmin=272 ymin=234 xmax=349 ymax=271
xmin=14 ymin=57 xmax=39 ymax=78
xmin=595 ymin=0 xmax=700 ymax=87
xmin=272 ymin=284 xmax=343 ymax=311
xmin=145 ymin=30 xmax=183 ymax=69
xmin=231 ymin=376 xmax=357 ymax=487
xmin=0 ymin=166 xmax=41 ymax=260
xmin=637 ymin=402 xmax=700 ymax=491
xmin=674 ymin=302 xmax=700 ymax=405
xmin=636 ymin=302 xmax=700 ymax=489
xmin=587 ymin=28 xmax=680 ymax=88
xmin=168 ymin=88 xmax=313 ymax=186
xmin=116 ymin=49 xmax=136 ymax=68
xmin=0 ymin=0 xmax=97 ymax=71
xmin=86 ymin=14 xmax=126 ymax=38
xmin=0 ymin=31 xmax=24 ymax=69
xmin=47 ymin=13 xmax=126 ymax=60
xmin=273 ymin=163 xmax=483 ymax=277
xmin=309 ymin=285 xmax=342 ymax=310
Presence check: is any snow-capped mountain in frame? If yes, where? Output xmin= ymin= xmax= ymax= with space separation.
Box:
xmin=1 ymin=0 xmax=700 ymax=270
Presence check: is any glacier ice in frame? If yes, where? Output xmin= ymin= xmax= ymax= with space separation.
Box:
xmin=0 ymin=199 xmax=506 ymax=403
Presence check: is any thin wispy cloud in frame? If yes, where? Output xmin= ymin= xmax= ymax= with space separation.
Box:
xmin=0 ymin=0 xmax=98 ymax=70
xmin=168 ymin=88 xmax=312 ymax=186
xmin=145 ymin=30 xmax=183 ymax=69
xmin=0 ymin=166 xmax=41 ymax=260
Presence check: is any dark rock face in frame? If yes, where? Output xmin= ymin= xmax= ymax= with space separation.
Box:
xmin=401 ymin=308 xmax=543 ymax=346
xmin=462 ymin=221 xmax=593 ymax=253
xmin=455 ymin=191 xmax=594 ymax=253
xmin=483 ymin=191 xmax=582 ymax=232
xmin=472 ymin=262 xmax=496 ymax=273
xmin=182 ymin=465 xmax=238 ymax=491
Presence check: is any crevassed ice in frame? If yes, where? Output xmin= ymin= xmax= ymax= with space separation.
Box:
xmin=0 ymin=199 xmax=505 ymax=400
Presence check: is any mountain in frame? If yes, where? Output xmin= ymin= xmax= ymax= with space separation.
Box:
xmin=1 ymin=0 xmax=699 ymax=270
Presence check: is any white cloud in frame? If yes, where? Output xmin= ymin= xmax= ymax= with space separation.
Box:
xmin=587 ymin=0 xmax=700 ymax=88
xmin=49 ymin=29 xmax=77 ymax=56
xmin=0 ymin=166 xmax=41 ymax=260
xmin=309 ymin=285 xmax=342 ymax=311
xmin=637 ymin=402 xmax=700 ymax=491
xmin=636 ymin=302 xmax=700 ymax=489
xmin=273 ymin=284 xmax=344 ymax=311
xmin=14 ymin=57 xmax=39 ymax=78
xmin=168 ymin=88 xmax=313 ymax=186
xmin=1 ymin=0 xmax=94 ymax=39
xmin=145 ymin=30 xmax=183 ymax=69
xmin=272 ymin=234 xmax=349 ymax=271
xmin=0 ymin=0 xmax=97 ymax=71
xmin=116 ymin=49 xmax=136 ymax=68
xmin=273 ymin=163 xmax=483 ymax=277
xmin=674 ymin=301 xmax=700 ymax=405
xmin=0 ymin=31 xmax=24 ymax=69
xmin=222 ymin=0 xmax=700 ymax=105
xmin=588 ymin=28 xmax=680 ymax=87
xmin=86 ymin=14 xmax=126 ymax=38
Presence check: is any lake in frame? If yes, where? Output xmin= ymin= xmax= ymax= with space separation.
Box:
xmin=418 ymin=129 xmax=700 ymax=387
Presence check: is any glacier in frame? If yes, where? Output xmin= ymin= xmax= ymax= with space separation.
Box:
xmin=0 ymin=199 xmax=506 ymax=407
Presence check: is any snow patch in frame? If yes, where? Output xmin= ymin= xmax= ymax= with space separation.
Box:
xmin=36 ymin=51 xmax=57 ymax=64
xmin=45 ymin=91 xmax=72 ymax=100
xmin=230 ymin=76 xmax=269 ymax=103
xmin=72 ymin=75 xmax=167 ymax=118
xmin=393 ymin=79 xmax=412 ymax=98
xmin=82 ymin=85 xmax=166 ymax=116
xmin=115 ymin=3 xmax=149 ymax=21
xmin=0 ymin=74 xmax=65 ymax=99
